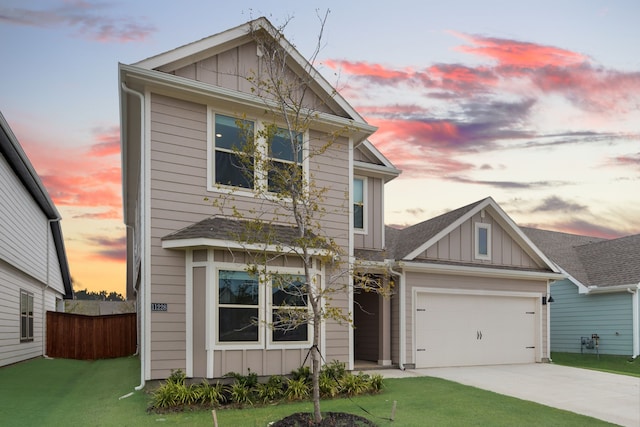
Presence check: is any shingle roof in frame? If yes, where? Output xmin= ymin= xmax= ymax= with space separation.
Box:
xmin=163 ymin=216 xmax=320 ymax=248
xmin=522 ymin=227 xmax=640 ymax=288
xmin=388 ymin=198 xmax=485 ymax=259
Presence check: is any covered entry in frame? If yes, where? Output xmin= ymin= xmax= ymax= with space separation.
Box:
xmin=414 ymin=291 xmax=539 ymax=368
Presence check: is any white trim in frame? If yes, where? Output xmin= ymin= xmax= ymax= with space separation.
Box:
xmin=162 ymin=237 xmax=330 ymax=257
xmin=321 ymin=262 xmax=327 ymax=370
xmin=185 ymin=250 xmax=193 ymax=377
xmin=206 ymin=249 xmax=214 ymax=378
xmin=403 ymin=198 xmax=560 ymax=274
xmin=474 ymin=222 xmax=491 ymax=261
xmin=400 ymin=260 xmax=565 ymax=281
xmin=353 ymin=159 xmax=400 ymax=182
xmin=265 ymin=272 xmax=312 ymax=350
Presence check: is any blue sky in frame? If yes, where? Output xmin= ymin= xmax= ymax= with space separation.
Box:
xmin=1 ymin=0 xmax=639 ymax=294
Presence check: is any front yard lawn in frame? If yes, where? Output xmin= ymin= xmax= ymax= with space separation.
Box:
xmin=552 ymin=352 xmax=640 ymax=377
xmin=0 ymin=356 xmax=617 ymax=426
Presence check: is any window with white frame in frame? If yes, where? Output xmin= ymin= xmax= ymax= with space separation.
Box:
xmin=213 ymin=114 xmax=255 ymax=189
xmin=353 ymin=177 xmax=365 ymax=231
xmin=475 ymin=223 xmax=491 ymax=260
xmin=211 ymin=113 xmax=306 ymax=194
xmin=267 ymin=127 xmax=303 ymax=194
xmin=20 ymin=290 xmax=34 ymax=342
xmin=217 ymin=270 xmax=260 ymax=343
xmin=270 ymin=274 xmax=308 ymax=343
xmin=215 ymin=269 xmax=311 ymax=347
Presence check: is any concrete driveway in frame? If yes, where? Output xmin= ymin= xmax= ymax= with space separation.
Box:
xmin=371 ymin=364 xmax=640 ymax=427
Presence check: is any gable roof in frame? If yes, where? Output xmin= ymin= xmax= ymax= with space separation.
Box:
xmin=0 ymin=112 xmax=73 ymax=298
xmin=523 ymin=227 xmax=640 ymax=290
xmin=386 ymin=197 xmax=559 ymax=273
xmin=132 ymin=17 xmax=366 ymax=127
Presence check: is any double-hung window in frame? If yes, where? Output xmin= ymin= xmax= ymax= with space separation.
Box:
xmin=214 ymin=114 xmax=255 ymax=189
xmin=267 ymin=127 xmax=303 ymax=193
xmin=271 ymin=275 xmax=308 ymax=343
xmin=217 ymin=270 xmax=260 ymax=343
xmin=20 ymin=290 xmax=34 ymax=342
xmin=353 ymin=177 xmax=365 ymax=231
xmin=475 ymin=223 xmax=491 ymax=260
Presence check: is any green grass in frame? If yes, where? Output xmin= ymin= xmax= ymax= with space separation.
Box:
xmin=552 ymin=352 xmax=640 ymax=377
xmin=0 ymin=356 xmax=617 ymax=426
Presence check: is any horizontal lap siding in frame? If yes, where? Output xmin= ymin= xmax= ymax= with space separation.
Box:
xmin=0 ymin=260 xmax=45 ymax=366
xmin=148 ymin=94 xmax=352 ymax=378
xmin=0 ymin=153 xmax=48 ymax=283
xmin=550 ymin=280 xmax=633 ymax=355
xmin=149 ymin=94 xmax=207 ymax=378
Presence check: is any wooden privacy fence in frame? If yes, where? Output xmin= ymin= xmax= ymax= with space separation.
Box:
xmin=47 ymin=311 xmax=137 ymax=360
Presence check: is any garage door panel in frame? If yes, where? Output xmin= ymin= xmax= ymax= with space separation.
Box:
xmin=415 ymin=292 xmax=537 ymax=368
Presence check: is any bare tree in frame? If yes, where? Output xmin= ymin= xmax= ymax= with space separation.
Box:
xmin=209 ymin=12 xmax=390 ymax=423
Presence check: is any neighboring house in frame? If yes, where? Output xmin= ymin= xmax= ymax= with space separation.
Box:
xmin=119 ymin=19 xmax=564 ymax=383
xmin=0 ymin=111 xmax=73 ymax=367
xmin=523 ymin=228 xmax=640 ymax=358
xmin=355 ymin=197 xmax=563 ymax=369
xmin=119 ymin=18 xmax=400 ymax=383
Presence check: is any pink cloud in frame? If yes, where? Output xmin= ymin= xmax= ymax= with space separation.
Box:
xmin=0 ymin=2 xmax=155 ymax=43
xmin=453 ymin=33 xmax=588 ymax=68
xmin=89 ymin=126 xmax=121 ymax=156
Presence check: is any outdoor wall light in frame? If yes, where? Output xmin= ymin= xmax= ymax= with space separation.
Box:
xmin=542 ymin=295 xmax=555 ymax=305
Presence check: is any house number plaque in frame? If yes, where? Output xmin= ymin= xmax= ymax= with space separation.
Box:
xmin=151 ymin=303 xmax=168 ymax=312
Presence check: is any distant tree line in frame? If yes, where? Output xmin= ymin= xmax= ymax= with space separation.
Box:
xmin=74 ymin=288 xmax=125 ymax=301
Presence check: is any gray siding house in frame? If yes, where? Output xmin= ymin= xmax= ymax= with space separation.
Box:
xmin=119 ymin=18 xmax=399 ymax=383
xmin=120 ymin=19 xmax=564 ymax=383
xmin=524 ymin=228 xmax=640 ymax=358
xmin=0 ymin=111 xmax=73 ymax=367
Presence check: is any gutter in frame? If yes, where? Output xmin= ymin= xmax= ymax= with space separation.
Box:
xmin=120 ymin=81 xmax=146 ymax=392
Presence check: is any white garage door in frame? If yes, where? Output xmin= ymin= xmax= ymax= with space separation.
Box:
xmin=415 ymin=292 xmax=537 ymax=368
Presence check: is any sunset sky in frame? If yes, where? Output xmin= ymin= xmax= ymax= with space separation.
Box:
xmin=1 ymin=1 xmax=638 ymax=295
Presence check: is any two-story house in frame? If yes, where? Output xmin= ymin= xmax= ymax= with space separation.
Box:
xmin=119 ymin=17 xmax=400 ymax=384
xmin=120 ymin=18 xmax=562 ymax=384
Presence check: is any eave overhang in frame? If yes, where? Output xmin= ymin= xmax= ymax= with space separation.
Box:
xmin=396 ymin=260 xmax=565 ymax=281
xmin=161 ymin=237 xmax=331 ymax=258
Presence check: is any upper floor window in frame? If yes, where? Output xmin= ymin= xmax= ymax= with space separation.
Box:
xmin=214 ymin=114 xmax=254 ymax=189
xmin=267 ymin=127 xmax=303 ymax=193
xmin=211 ymin=112 xmax=306 ymax=195
xmin=354 ymin=177 xmax=366 ymax=231
xmin=475 ymin=223 xmax=491 ymax=260
xmin=20 ymin=290 xmax=34 ymax=342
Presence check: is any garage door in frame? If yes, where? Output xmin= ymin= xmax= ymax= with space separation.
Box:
xmin=415 ymin=292 xmax=537 ymax=368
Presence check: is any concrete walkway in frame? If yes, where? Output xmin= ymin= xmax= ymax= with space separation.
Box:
xmin=367 ymin=364 xmax=640 ymax=427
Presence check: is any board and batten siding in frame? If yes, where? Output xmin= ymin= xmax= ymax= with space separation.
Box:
xmin=402 ymin=272 xmax=547 ymax=364
xmin=550 ymin=280 xmax=633 ymax=355
xmin=148 ymin=92 xmax=351 ymax=378
xmin=416 ymin=212 xmax=539 ymax=269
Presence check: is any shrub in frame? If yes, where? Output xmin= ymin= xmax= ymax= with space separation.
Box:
xmin=290 ymin=365 xmax=311 ymax=384
xmin=339 ymin=373 xmax=369 ymax=396
xmin=285 ymin=377 xmax=310 ymax=401
xmin=150 ymin=382 xmax=179 ymax=409
xmin=256 ymin=375 xmax=284 ymax=403
xmin=229 ymin=380 xmax=254 ymax=405
xmin=319 ymin=371 xmax=340 ymax=398
xmin=198 ymin=379 xmax=226 ymax=406
xmin=368 ymin=373 xmax=384 ymax=393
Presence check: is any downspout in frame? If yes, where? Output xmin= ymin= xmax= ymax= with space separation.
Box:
xmin=387 ymin=262 xmax=405 ymax=370
xmin=632 ymin=284 xmax=640 ymax=358
xmin=121 ymin=81 xmax=146 ymax=391
xmin=43 ymin=218 xmax=60 ymax=358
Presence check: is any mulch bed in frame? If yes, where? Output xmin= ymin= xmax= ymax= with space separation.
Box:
xmin=271 ymin=411 xmax=377 ymax=426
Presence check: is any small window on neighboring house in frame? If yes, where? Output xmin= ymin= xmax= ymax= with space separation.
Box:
xmin=475 ymin=223 xmax=491 ymax=260
xmin=217 ymin=270 xmax=260 ymax=343
xmin=20 ymin=290 xmax=34 ymax=342
xmin=214 ymin=114 xmax=255 ymax=189
xmin=271 ymin=275 xmax=308 ymax=343
xmin=268 ymin=127 xmax=303 ymax=194
xmin=354 ymin=177 xmax=365 ymax=231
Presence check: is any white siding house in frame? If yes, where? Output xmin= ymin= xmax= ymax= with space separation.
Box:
xmin=0 ymin=111 xmax=73 ymax=367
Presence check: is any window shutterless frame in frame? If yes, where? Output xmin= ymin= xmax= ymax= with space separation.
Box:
xmin=20 ymin=290 xmax=34 ymax=342
xmin=474 ymin=222 xmax=491 ymax=260
xmin=353 ymin=176 xmax=367 ymax=233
